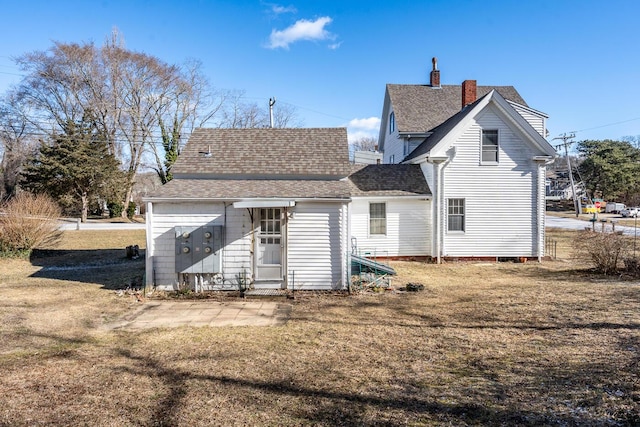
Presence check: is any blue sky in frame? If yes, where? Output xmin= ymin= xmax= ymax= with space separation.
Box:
xmin=1 ymin=0 xmax=639 ymax=147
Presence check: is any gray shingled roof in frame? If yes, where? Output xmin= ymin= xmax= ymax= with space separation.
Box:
xmin=403 ymin=94 xmax=487 ymax=162
xmin=149 ymin=178 xmax=351 ymax=199
xmin=172 ymin=128 xmax=350 ymax=177
xmin=148 ymin=164 xmax=431 ymax=200
xmin=348 ymin=164 xmax=431 ymax=197
xmin=387 ymin=84 xmax=527 ymax=133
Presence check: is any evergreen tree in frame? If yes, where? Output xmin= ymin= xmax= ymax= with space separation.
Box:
xmin=21 ymin=119 xmax=124 ymax=222
xmin=577 ymin=139 xmax=640 ymax=202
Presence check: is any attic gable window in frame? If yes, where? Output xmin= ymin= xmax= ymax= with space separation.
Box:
xmin=481 ymin=129 xmax=499 ymax=163
xmin=389 ymin=112 xmax=395 ymax=134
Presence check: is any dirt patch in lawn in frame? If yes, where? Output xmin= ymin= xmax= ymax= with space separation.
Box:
xmin=0 ymin=229 xmax=638 ymax=426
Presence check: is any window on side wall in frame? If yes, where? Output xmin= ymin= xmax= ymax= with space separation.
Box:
xmin=481 ymin=129 xmax=499 ymax=163
xmin=369 ymin=202 xmax=386 ymax=235
xmin=389 ymin=112 xmax=395 ymax=134
xmin=447 ymin=199 xmax=465 ymax=232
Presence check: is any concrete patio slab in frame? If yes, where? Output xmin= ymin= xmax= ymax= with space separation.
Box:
xmin=105 ymin=300 xmax=292 ymax=330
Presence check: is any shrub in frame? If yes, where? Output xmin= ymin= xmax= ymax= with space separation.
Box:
xmin=126 ymin=201 xmax=136 ymax=220
xmin=573 ymin=230 xmax=629 ymax=274
xmin=0 ymin=192 xmax=62 ymax=257
xmin=107 ymin=201 xmax=123 ymax=218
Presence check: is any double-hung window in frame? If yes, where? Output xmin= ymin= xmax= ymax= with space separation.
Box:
xmin=481 ymin=129 xmax=499 ymax=163
xmin=447 ymin=199 xmax=465 ymax=232
xmin=389 ymin=112 xmax=395 ymax=134
xmin=369 ymin=203 xmax=386 ymax=235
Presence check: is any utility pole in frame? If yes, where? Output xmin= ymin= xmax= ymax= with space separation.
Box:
xmin=553 ymin=133 xmax=581 ymax=217
xmin=269 ymin=97 xmax=276 ymax=128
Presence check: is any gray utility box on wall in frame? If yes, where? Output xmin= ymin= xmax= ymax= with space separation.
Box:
xmin=175 ymin=225 xmax=223 ymax=273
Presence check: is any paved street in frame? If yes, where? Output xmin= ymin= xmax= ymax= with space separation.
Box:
xmin=59 ymin=218 xmax=146 ymax=230
xmin=546 ymin=215 xmax=640 ymax=236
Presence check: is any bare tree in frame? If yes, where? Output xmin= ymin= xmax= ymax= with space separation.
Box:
xmin=9 ymin=29 xmax=224 ymax=216
xmin=350 ymin=136 xmax=378 ymax=152
xmin=0 ymin=95 xmax=39 ymax=200
xmin=215 ymin=91 xmax=302 ymax=128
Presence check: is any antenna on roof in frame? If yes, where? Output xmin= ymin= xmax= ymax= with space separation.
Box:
xmin=269 ymin=97 xmax=276 ymax=128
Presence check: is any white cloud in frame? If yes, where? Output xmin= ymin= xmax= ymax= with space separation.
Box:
xmin=348 ymin=117 xmax=381 ymax=131
xmin=271 ymin=4 xmax=297 ymax=14
xmin=347 ymin=117 xmax=381 ymax=143
xmin=266 ymin=16 xmax=336 ymax=49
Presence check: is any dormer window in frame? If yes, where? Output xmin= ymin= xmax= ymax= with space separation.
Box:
xmin=481 ymin=129 xmax=499 ymax=163
xmin=389 ymin=112 xmax=395 ymax=134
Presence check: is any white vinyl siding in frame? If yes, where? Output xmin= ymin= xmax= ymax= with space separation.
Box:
xmin=351 ymin=198 xmax=430 ymax=257
xmin=442 ymin=105 xmax=538 ymax=257
xmin=382 ymin=132 xmax=403 ymax=164
xmin=287 ymin=202 xmax=346 ymax=290
xmin=148 ymin=202 xmax=252 ymax=289
xmin=509 ymin=101 xmax=547 ymax=137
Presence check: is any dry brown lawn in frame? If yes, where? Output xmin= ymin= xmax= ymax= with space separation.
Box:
xmin=0 ymin=229 xmax=638 ymax=426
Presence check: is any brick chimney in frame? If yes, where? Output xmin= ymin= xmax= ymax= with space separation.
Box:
xmin=430 ymin=57 xmax=440 ymax=87
xmin=461 ymin=80 xmax=477 ymax=108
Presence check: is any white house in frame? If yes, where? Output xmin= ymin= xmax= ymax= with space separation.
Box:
xmin=144 ymin=60 xmax=557 ymax=291
xmin=377 ymin=58 xmax=557 ymax=262
xmin=145 ymin=128 xmax=352 ymax=291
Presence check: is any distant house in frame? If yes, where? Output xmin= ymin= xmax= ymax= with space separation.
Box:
xmin=377 ymin=58 xmax=557 ymax=262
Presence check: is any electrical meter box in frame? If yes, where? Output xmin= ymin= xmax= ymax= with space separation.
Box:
xmin=175 ymin=225 xmax=223 ymax=273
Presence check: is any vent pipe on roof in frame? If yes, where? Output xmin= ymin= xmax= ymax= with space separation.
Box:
xmin=430 ymin=57 xmax=440 ymax=87
xmin=461 ymin=80 xmax=477 ymax=108
xmin=269 ymin=97 xmax=276 ymax=128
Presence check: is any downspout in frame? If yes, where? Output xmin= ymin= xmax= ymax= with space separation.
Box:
xmin=345 ymin=201 xmax=351 ymax=290
xmin=432 ymin=159 xmax=447 ymax=264
xmin=145 ymin=201 xmax=154 ymax=287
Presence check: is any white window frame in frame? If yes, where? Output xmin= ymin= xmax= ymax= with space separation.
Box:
xmin=389 ymin=111 xmax=395 ymax=134
xmin=447 ymin=198 xmax=465 ymax=233
xmin=369 ymin=202 xmax=387 ymax=236
xmin=481 ymin=129 xmax=499 ymax=164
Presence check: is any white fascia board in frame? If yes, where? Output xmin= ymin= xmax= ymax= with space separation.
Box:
xmin=351 ymin=195 xmax=432 ymax=201
xmin=233 ymin=200 xmax=296 ymax=208
xmin=491 ymin=94 xmax=557 ymax=157
xmin=506 ymin=100 xmax=549 ymax=119
xmin=378 ymin=90 xmax=391 ymax=152
xmin=428 ymin=95 xmax=494 ymax=158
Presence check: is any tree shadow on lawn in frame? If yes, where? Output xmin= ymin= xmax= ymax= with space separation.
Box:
xmin=28 ymin=248 xmax=145 ymax=290
xmin=111 ymin=347 xmax=633 ymax=426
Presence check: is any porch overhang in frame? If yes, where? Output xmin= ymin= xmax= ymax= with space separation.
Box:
xmin=233 ymin=199 xmax=296 ymax=208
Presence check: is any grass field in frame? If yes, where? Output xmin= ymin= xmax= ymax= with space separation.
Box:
xmin=0 ymin=229 xmax=638 ymax=426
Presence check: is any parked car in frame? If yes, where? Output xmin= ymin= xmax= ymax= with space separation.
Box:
xmin=621 ymin=207 xmax=639 ymax=218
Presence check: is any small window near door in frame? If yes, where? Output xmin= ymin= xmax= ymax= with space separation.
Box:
xmin=481 ymin=129 xmax=499 ymax=163
xmin=447 ymin=199 xmax=465 ymax=232
xmin=370 ymin=203 xmax=386 ymax=235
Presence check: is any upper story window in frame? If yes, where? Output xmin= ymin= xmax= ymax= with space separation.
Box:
xmin=481 ymin=129 xmax=499 ymax=163
xmin=369 ymin=202 xmax=386 ymax=235
xmin=389 ymin=112 xmax=395 ymax=134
